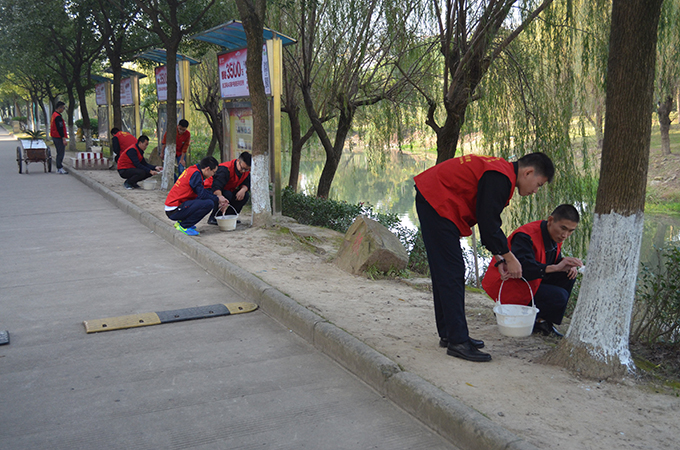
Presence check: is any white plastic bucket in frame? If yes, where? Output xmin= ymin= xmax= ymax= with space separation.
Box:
xmin=216 ymin=205 xmax=239 ymax=231
xmin=142 ymin=179 xmax=157 ymax=190
xmin=492 ymin=278 xmax=539 ymax=337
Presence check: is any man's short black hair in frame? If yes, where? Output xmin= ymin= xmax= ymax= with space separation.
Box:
xmin=138 ymin=135 xmax=150 ymax=144
xmin=517 ymin=152 xmax=555 ymax=183
xmin=239 ymin=151 xmax=252 ymax=167
xmin=111 ymin=127 xmax=120 ymax=135
xmin=200 ymin=156 xmax=219 ymax=170
xmin=55 ymin=101 xmax=65 ymax=109
xmin=178 ymin=119 xmax=189 ymax=128
xmin=551 ymin=204 xmax=580 ymax=223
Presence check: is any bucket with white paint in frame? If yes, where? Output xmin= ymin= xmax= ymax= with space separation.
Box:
xmin=216 ymin=205 xmax=239 ymax=231
xmin=142 ymin=178 xmax=157 ymax=190
xmin=493 ymin=278 xmax=539 ymax=337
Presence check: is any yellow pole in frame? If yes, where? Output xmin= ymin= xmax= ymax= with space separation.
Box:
xmin=267 ymin=38 xmax=283 ymax=214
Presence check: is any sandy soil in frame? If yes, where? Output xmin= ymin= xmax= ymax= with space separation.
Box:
xmin=83 ymin=168 xmax=679 ymax=450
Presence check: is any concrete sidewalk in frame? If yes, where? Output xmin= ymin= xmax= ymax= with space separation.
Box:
xmin=0 ymin=130 xmax=456 ymax=449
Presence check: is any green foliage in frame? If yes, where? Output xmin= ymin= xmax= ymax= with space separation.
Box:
xmin=24 ymin=128 xmax=45 ymax=140
xmin=75 ymin=118 xmax=98 ymax=130
xmin=632 ymin=244 xmax=680 ymax=347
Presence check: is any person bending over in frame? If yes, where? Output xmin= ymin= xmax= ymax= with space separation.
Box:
xmin=414 ymin=152 xmax=555 ymax=362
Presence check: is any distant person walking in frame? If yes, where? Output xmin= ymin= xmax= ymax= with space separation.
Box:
xmin=50 ymin=101 xmax=68 ymax=174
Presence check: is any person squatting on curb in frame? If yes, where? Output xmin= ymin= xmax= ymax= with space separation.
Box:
xmin=117 ymin=135 xmax=162 ymax=190
xmin=204 ymin=151 xmax=251 ymax=225
xmin=414 ymin=153 xmax=555 ymax=362
xmin=164 ymin=156 xmax=229 ymax=236
xmin=482 ymin=204 xmax=583 ymax=338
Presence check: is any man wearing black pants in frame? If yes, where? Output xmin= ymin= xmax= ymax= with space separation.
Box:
xmin=414 ymin=153 xmax=555 ymax=362
xmin=50 ymin=101 xmax=68 ymax=174
xmin=482 ymin=204 xmax=583 ymax=337
xmin=117 ymin=135 xmax=162 ymax=189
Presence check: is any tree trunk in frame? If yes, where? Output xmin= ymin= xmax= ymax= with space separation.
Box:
xmin=161 ymin=43 xmax=180 ymax=191
xmin=236 ymin=0 xmax=272 ymax=227
xmin=316 ymin=101 xmax=354 ymax=198
xmin=435 ymin=112 xmax=464 ymax=164
xmin=111 ymin=56 xmax=123 ymax=130
xmin=541 ymin=0 xmax=664 ymax=380
xmin=66 ymin=88 xmax=77 ymax=151
xmin=658 ymin=95 xmax=673 ymax=155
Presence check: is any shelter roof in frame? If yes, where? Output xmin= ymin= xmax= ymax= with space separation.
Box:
xmin=134 ymin=49 xmax=201 ymax=66
xmin=103 ymin=67 xmax=148 ymax=79
xmin=190 ymin=20 xmax=296 ymax=50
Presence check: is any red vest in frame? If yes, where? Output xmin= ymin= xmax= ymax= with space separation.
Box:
xmin=481 ymin=221 xmax=562 ymax=305
xmin=203 ymin=159 xmax=250 ymax=191
xmin=117 ymin=145 xmax=144 ymax=170
xmin=162 ymin=128 xmax=191 ymax=157
xmin=50 ymin=111 xmax=68 ymax=138
xmin=165 ymin=165 xmax=203 ymax=207
xmin=114 ymin=131 xmax=137 ymax=153
xmin=414 ymin=155 xmax=516 ymax=236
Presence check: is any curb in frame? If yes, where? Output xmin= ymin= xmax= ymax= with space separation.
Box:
xmin=70 ymin=167 xmax=540 ymax=450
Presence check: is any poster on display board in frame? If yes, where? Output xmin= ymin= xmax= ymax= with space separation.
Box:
xmin=218 ymin=45 xmax=271 ymax=99
xmin=95 ymin=82 xmax=108 ymax=105
xmin=155 ymin=65 xmax=183 ymax=102
xmin=120 ymin=78 xmax=134 ymax=106
xmin=229 ymin=108 xmax=253 ymax=153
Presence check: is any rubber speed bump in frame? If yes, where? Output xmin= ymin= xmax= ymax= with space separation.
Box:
xmin=83 ymin=302 xmax=258 ymax=333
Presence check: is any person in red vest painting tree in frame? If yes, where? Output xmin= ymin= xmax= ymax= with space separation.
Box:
xmin=414 ymin=152 xmax=554 ymax=362
xmin=482 ymin=204 xmax=583 ymax=338
xmin=50 ymin=101 xmax=68 ymax=174
xmin=160 ymin=119 xmax=191 ymax=181
xmin=117 ymin=135 xmax=162 ymax=190
xmin=204 ymin=151 xmax=251 ymax=225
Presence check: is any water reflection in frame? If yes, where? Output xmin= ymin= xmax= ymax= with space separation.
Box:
xmin=282 ymin=148 xmax=680 ymax=268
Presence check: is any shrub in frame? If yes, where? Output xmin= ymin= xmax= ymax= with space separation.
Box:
xmin=632 ymin=244 xmax=680 ymax=347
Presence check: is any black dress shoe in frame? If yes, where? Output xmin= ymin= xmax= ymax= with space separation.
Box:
xmin=439 ymin=337 xmax=484 ymax=349
xmin=446 ymin=341 xmax=492 ymax=362
xmin=207 ymin=216 xmax=218 ymax=225
xmin=532 ymin=320 xmax=564 ymax=338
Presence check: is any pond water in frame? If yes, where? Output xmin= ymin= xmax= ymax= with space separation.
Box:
xmin=282 ymin=148 xmax=680 ymax=268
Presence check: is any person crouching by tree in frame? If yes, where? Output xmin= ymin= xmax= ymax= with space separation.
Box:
xmin=164 ymin=156 xmax=229 ymax=237
xmin=482 ymin=204 xmax=583 ymax=338
xmin=205 ymin=151 xmax=251 ymax=225
xmin=414 ymin=152 xmax=555 ymax=362
xmin=109 ymin=128 xmax=137 ymax=169
xmin=117 ymin=135 xmax=162 ymax=190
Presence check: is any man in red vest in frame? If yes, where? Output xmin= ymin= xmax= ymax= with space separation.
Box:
xmin=164 ymin=157 xmax=229 ymax=236
xmin=204 ymin=151 xmax=251 ymax=225
xmin=109 ymin=128 xmax=138 ymax=167
xmin=117 ymin=135 xmax=162 ymax=189
xmin=50 ymin=101 xmax=68 ymax=174
xmin=160 ymin=119 xmax=191 ymax=181
xmin=414 ymin=152 xmax=554 ymax=362
xmin=482 ymin=204 xmax=583 ymax=338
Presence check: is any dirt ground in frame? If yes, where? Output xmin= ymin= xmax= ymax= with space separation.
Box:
xmin=81 ymin=168 xmax=679 ymax=450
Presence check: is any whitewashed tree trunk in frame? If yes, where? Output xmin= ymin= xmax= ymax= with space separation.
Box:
xmin=566 ymin=212 xmax=644 ymax=371
xmin=161 ymin=144 xmax=176 ymax=190
xmin=251 ymin=153 xmax=272 ymax=226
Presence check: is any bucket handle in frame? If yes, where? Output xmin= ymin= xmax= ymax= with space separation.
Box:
xmin=497 ymin=277 xmax=535 ymax=309
xmin=219 ymin=204 xmax=238 ymax=216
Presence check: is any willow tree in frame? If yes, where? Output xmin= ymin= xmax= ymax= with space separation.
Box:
xmin=655 ymin=0 xmax=680 ymax=156
xmin=542 ymin=0 xmax=665 ymax=379
xmin=283 ymin=0 xmax=422 ymax=198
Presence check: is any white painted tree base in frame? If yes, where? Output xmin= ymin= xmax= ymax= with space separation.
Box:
xmin=251 ymin=153 xmax=272 ymax=217
xmin=566 ymin=211 xmax=644 ymax=371
xmin=161 ymin=144 xmax=176 ymax=190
